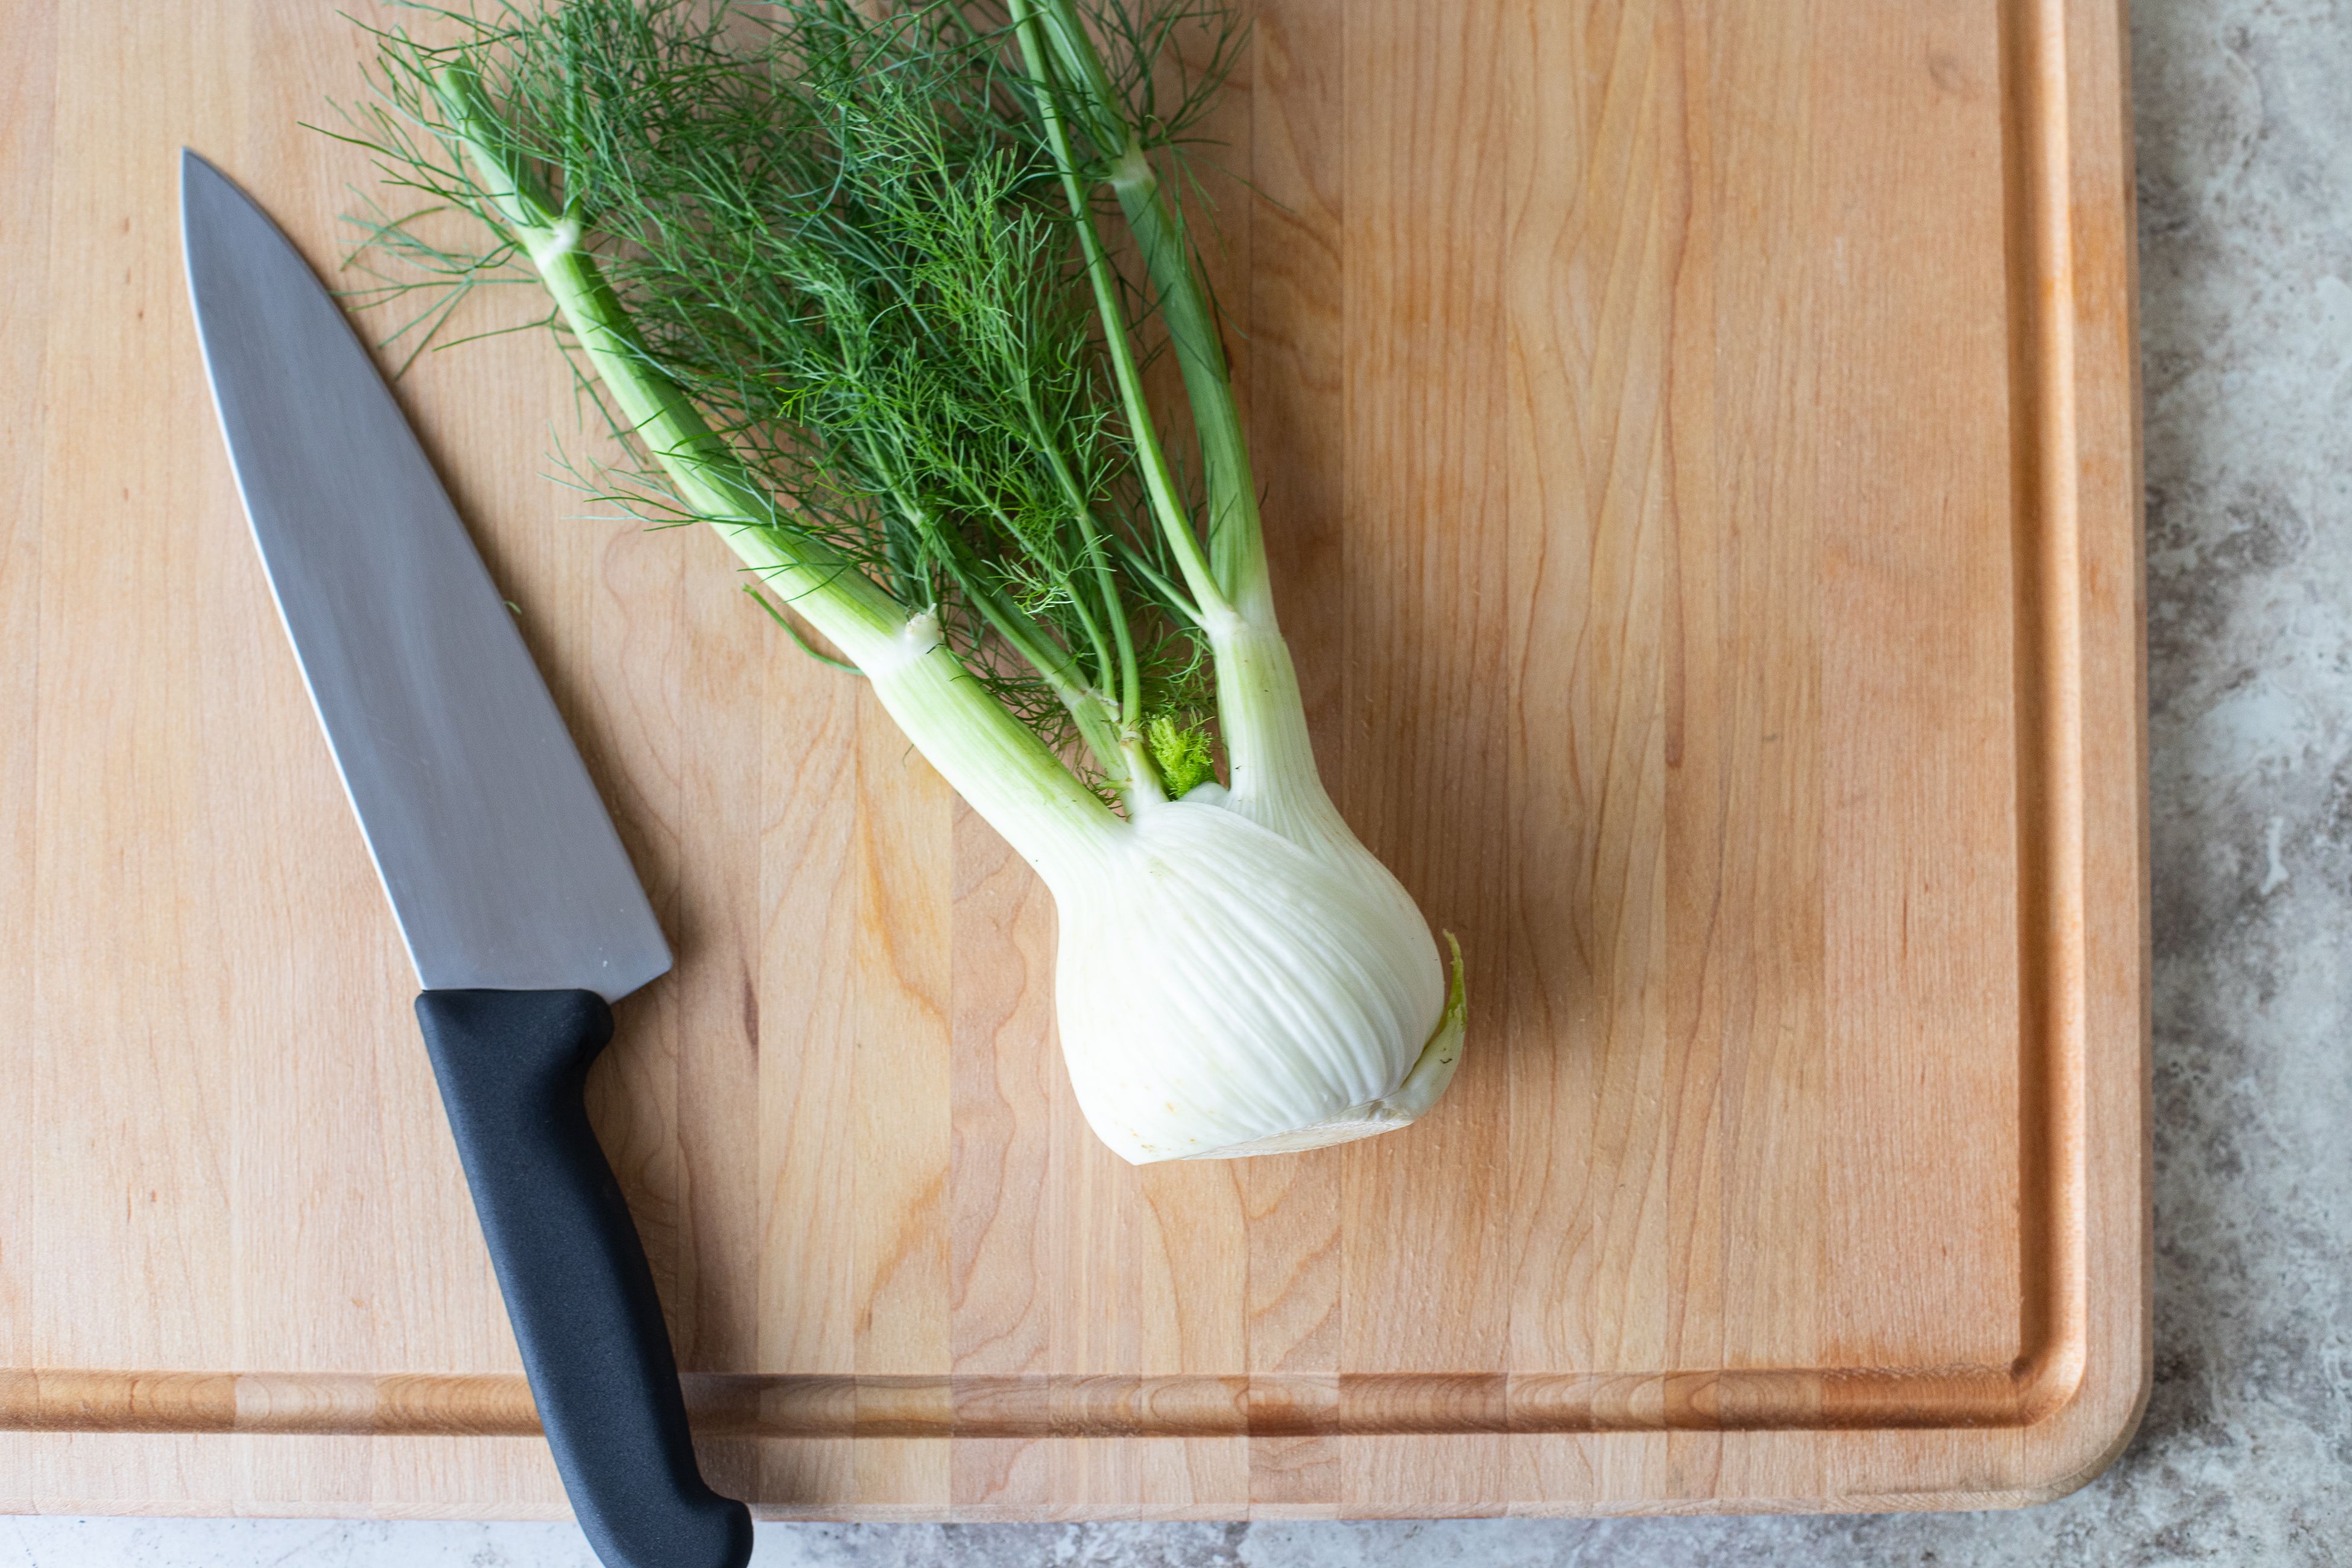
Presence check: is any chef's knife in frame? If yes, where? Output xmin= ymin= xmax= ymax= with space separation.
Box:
xmin=180 ymin=150 xmax=751 ymax=1568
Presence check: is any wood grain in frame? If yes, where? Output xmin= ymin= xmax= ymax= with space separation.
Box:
xmin=0 ymin=0 xmax=2149 ymax=1519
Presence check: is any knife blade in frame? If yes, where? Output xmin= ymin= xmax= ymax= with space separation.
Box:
xmin=182 ymin=150 xmax=750 ymax=1568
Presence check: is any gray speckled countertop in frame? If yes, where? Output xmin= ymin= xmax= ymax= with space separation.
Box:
xmin=11 ymin=2 xmax=2348 ymax=1563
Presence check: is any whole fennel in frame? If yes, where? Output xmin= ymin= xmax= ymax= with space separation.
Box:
xmin=338 ymin=0 xmax=1464 ymax=1161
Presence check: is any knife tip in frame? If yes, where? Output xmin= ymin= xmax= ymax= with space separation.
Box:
xmin=178 ymin=151 xmax=258 ymax=241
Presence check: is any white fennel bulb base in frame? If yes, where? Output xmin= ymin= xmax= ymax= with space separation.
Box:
xmin=1048 ymin=787 xmax=1459 ymax=1165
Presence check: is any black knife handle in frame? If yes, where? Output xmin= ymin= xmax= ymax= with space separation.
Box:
xmin=415 ymin=989 xmax=751 ymax=1568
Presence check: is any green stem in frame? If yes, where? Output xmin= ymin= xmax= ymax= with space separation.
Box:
xmin=869 ymin=403 xmax=1133 ymax=789
xmin=1017 ymin=387 xmax=1143 ymax=732
xmin=535 ymin=241 xmax=909 ymax=650
xmin=1107 ymin=145 xmax=1270 ymax=621
xmin=861 ymin=613 xmax=1130 ymax=876
xmin=435 ymin=65 xmax=1123 ymax=863
xmin=1011 ymin=14 xmax=1314 ymax=811
xmin=934 ymin=451 xmax=1114 ymax=703
xmin=1032 ymin=0 xmax=1271 ymax=621
xmin=1207 ymin=618 xmax=1350 ymax=850
xmin=435 ymin=68 xmax=896 ymax=656
xmin=1006 ymin=0 xmax=1228 ymax=624
xmin=1111 ymin=535 xmax=1203 ymax=625
xmin=918 ymin=501 xmax=1131 ymax=797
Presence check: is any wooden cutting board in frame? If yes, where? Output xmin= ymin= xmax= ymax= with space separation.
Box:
xmin=0 ymin=0 xmax=2148 ymax=1520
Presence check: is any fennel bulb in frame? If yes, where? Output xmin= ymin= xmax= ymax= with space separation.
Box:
xmin=1048 ymin=789 xmax=1461 ymax=1162
xmin=344 ymin=0 xmax=1465 ymax=1162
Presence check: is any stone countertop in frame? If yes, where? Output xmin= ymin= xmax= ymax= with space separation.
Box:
xmin=9 ymin=1 xmax=2347 ymax=1563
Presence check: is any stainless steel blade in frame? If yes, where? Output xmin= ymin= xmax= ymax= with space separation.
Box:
xmin=182 ymin=151 xmax=670 ymax=1003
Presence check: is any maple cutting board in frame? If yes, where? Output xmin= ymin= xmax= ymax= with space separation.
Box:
xmin=0 ymin=0 xmax=2147 ymax=1521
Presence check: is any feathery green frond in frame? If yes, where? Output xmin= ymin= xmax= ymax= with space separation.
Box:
xmin=330 ymin=0 xmax=1247 ymax=803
